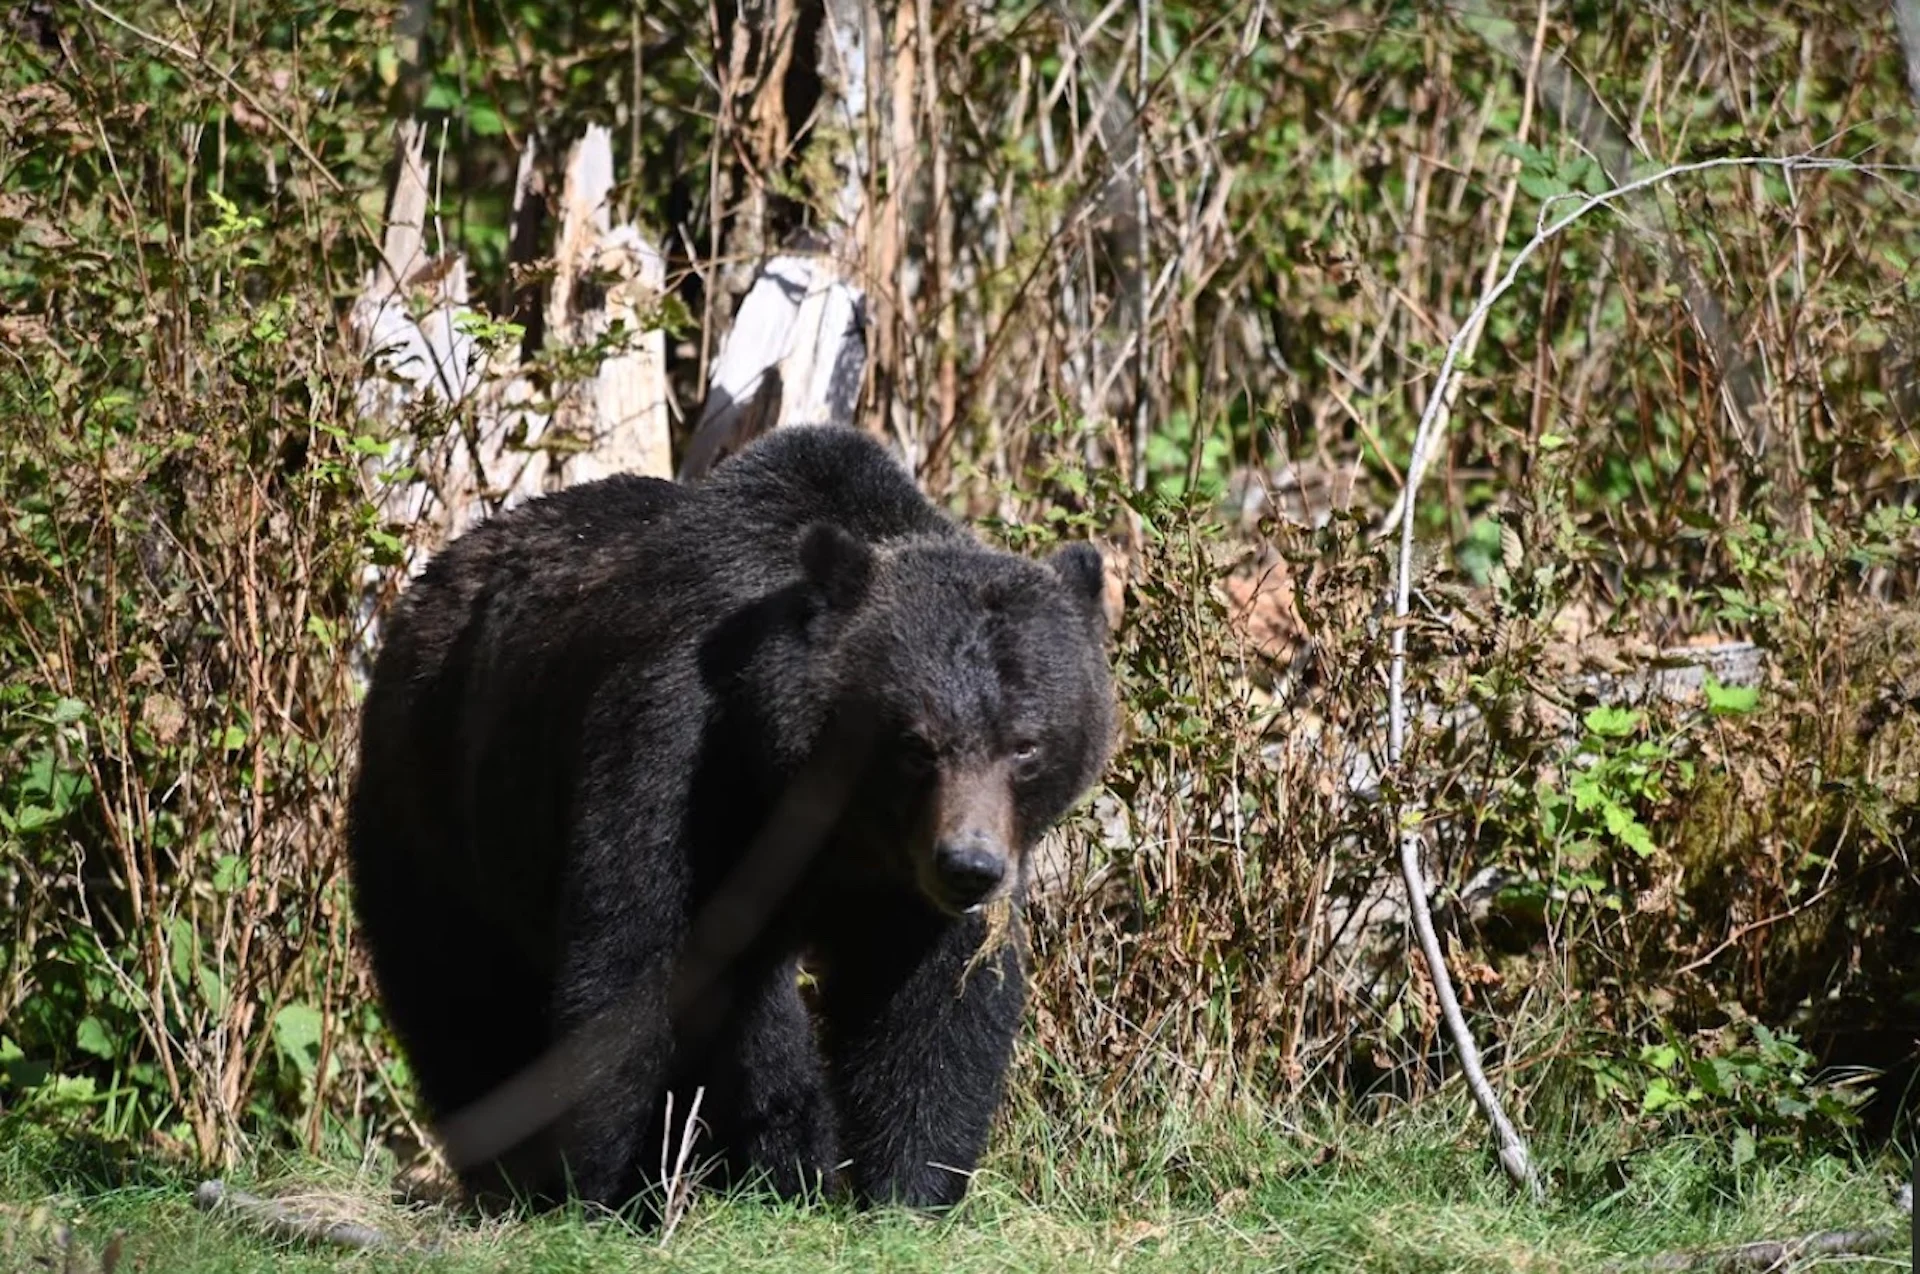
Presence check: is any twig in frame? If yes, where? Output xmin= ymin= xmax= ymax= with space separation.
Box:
xmin=1631 ymin=1226 xmax=1902 ymax=1271
xmin=192 ymin=1180 xmax=439 ymax=1255
xmin=1672 ymin=878 xmax=1839 ymax=976
xmin=657 ymin=1086 xmax=709 ymax=1245
xmin=73 ymin=0 xmax=345 ymax=194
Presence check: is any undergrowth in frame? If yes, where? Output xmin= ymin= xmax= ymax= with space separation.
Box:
xmin=1 ymin=0 xmax=1916 ymax=1214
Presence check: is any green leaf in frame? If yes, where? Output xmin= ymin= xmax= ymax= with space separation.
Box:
xmin=1584 ymin=706 xmax=1641 ymax=738
xmin=212 ymin=855 xmax=248 ymax=894
xmin=198 ymin=965 xmax=229 ymax=1015
xmin=467 ymin=99 xmax=506 ymax=138
xmin=1604 ymin=805 xmax=1657 ymax=857
xmin=75 ymin=1016 xmax=114 ymax=1060
xmin=1498 ymin=140 xmax=1553 ymax=168
xmin=1517 ymin=169 xmax=1570 ymax=202
xmin=1692 ymin=1056 xmax=1734 ymax=1097
xmin=167 ymin=915 xmax=196 ymax=988
xmin=1641 ymin=1075 xmax=1689 ymax=1113
xmin=12 ymin=805 xmax=57 ymax=832
xmin=1703 ymin=676 xmax=1759 ymax=715
xmin=1569 ymin=776 xmax=1605 ymax=814
xmin=1773 ymin=1094 xmax=1811 ymax=1119
xmin=273 ymin=1003 xmax=325 ymax=1080
xmin=1730 ymin=1128 xmax=1756 ymax=1168
xmin=46 ymin=1074 xmax=97 ymax=1104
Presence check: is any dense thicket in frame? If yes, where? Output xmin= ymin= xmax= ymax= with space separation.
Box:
xmin=1 ymin=0 xmax=1913 ymax=1178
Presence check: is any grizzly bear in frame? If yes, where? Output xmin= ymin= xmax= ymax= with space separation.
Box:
xmin=348 ymin=424 xmax=1113 ymax=1214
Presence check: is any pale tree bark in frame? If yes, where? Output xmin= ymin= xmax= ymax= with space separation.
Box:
xmin=351 ymin=121 xmax=671 ymax=658
xmin=678 ymin=0 xmax=876 ymax=480
xmin=544 ymin=125 xmax=674 ymax=485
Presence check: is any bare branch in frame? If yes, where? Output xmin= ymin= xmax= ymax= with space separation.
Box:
xmin=1375 ymin=154 xmax=1887 ymax=541
xmin=657 ymin=1087 xmax=710 ymax=1244
xmin=191 ymin=1180 xmax=437 ymax=1255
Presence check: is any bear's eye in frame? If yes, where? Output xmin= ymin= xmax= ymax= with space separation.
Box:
xmin=1010 ymin=740 xmax=1043 ymax=777
xmin=898 ymin=734 xmax=939 ymax=777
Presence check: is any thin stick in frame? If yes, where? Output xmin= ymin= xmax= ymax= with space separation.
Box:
xmin=657 ymin=1086 xmax=708 ymax=1245
xmin=1130 ymin=0 xmax=1152 ymax=490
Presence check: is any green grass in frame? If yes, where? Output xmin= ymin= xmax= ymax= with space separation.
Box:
xmin=2 ymin=1105 xmax=1909 ymax=1273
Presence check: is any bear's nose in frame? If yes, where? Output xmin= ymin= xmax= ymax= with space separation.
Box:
xmin=932 ymin=833 xmax=1007 ymax=909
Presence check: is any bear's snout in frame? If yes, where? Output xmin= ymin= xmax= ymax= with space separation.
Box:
xmin=922 ymin=759 xmax=1018 ymax=913
xmin=932 ymin=830 xmax=1008 ymax=912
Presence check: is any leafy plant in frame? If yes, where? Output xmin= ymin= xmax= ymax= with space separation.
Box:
xmin=1581 ymin=1010 xmax=1871 ymax=1168
xmin=1553 ymin=705 xmax=1692 ymax=864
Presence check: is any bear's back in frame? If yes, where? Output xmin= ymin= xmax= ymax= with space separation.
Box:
xmin=387 ymin=428 xmax=952 ymax=662
xmin=684 ymin=425 xmax=960 ymax=576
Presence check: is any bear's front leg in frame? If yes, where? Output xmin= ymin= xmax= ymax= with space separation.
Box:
xmin=542 ymin=803 xmax=692 ymax=1210
xmin=815 ymin=905 xmax=1025 ymax=1211
xmin=546 ymin=919 xmax=682 ymax=1209
xmin=682 ymin=960 xmax=841 ymax=1203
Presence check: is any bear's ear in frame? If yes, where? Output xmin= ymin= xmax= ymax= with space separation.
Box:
xmin=1047 ymin=541 xmax=1107 ymax=626
xmin=799 ymin=522 xmax=876 ymax=612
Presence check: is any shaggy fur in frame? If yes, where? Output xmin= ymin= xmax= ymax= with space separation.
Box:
xmin=348 ymin=425 xmax=1114 ymax=1214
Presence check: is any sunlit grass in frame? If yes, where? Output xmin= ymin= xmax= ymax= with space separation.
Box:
xmin=4 ymin=1102 xmax=1907 ymax=1273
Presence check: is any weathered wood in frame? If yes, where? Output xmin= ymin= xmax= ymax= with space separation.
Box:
xmin=544 ymin=125 xmax=673 ymax=484
xmin=677 ymin=247 xmax=869 ymax=481
xmin=1633 ymin=1225 xmax=1903 ymax=1272
xmin=350 ymin=121 xmax=546 ymax=581
xmin=351 ymin=121 xmax=674 ymax=666
xmin=351 ymin=128 xmax=673 ymax=509
xmin=818 ymin=0 xmax=871 ymax=243
xmin=678 ymin=0 xmax=875 ymax=481
xmin=1574 ymin=641 xmax=1767 ymax=706
xmin=350 ymin=121 xmax=481 ymax=423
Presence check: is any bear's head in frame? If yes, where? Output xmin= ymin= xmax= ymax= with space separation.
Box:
xmin=799 ymin=523 xmax=1114 ymax=916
